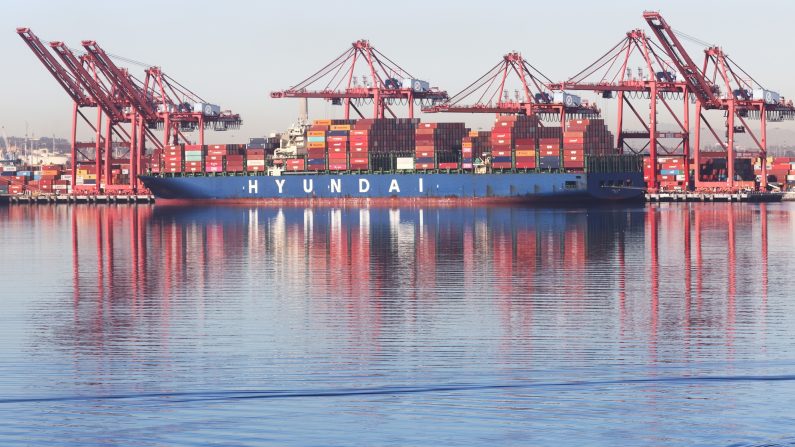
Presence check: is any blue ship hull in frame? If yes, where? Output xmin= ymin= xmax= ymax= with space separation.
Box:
xmin=140 ymin=172 xmax=644 ymax=203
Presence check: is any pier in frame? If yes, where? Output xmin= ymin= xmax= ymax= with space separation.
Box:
xmin=3 ymin=194 xmax=154 ymax=204
xmin=645 ymin=192 xmax=784 ymax=203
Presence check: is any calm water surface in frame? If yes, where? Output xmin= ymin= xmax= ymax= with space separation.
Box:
xmin=1 ymin=203 xmax=795 ymax=446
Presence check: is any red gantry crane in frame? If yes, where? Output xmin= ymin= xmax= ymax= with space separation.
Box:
xmin=550 ymin=30 xmax=691 ymax=190
xmin=17 ymin=27 xmax=123 ymax=193
xmin=270 ymin=39 xmax=448 ymax=119
xmin=424 ymin=52 xmax=600 ymax=122
xmin=17 ymin=28 xmax=242 ymax=193
xmin=643 ymin=11 xmax=795 ymax=190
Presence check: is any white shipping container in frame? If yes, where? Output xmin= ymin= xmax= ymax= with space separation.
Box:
xmin=122 ymin=169 xmax=129 ymax=175
xmin=53 ymin=184 xmax=67 ymax=190
xmin=246 ymin=160 xmax=266 ymax=166
xmin=752 ymin=89 xmax=781 ymax=105
xmin=193 ymin=102 xmax=221 ymax=116
xmin=2 ymin=165 xmax=17 ymax=172
xmin=676 ymin=174 xmax=686 ymax=181
xmin=60 ymin=174 xmax=72 ymax=180
xmin=401 ymin=78 xmax=430 ymax=92
xmin=396 ymin=157 xmax=414 ymax=170
xmin=787 ymin=175 xmax=795 ymax=181
xmin=553 ymin=91 xmax=582 ymax=107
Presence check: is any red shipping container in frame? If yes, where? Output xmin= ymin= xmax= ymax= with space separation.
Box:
xmin=350 ymin=157 xmax=368 ymax=165
xmin=415 ymin=163 xmax=434 ymax=169
xmin=350 ymin=146 xmax=369 ymax=153
xmin=492 ymin=150 xmax=511 ymax=157
xmin=439 ymin=162 xmax=458 ymax=169
xmin=416 ymin=150 xmax=434 ymax=158
xmin=328 ymin=163 xmax=348 ymax=170
xmin=564 ymin=160 xmax=585 ymax=168
xmin=491 ymin=162 xmax=512 ymax=169
xmin=328 ymin=152 xmax=347 ymax=160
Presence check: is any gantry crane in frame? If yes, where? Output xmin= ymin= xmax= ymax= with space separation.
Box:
xmin=550 ymin=30 xmax=691 ymax=189
xmin=17 ymin=27 xmax=242 ymax=193
xmin=17 ymin=28 xmax=111 ymax=192
xmin=643 ymin=11 xmax=795 ymax=190
xmin=425 ymin=52 xmax=600 ymax=123
xmin=270 ymin=39 xmax=448 ymax=119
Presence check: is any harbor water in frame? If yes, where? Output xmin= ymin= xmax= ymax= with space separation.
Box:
xmin=1 ymin=203 xmax=795 ymax=446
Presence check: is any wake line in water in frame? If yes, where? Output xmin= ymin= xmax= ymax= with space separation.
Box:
xmin=2 ymin=374 xmax=793 ymax=405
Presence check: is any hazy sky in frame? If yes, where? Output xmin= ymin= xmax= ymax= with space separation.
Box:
xmin=3 ymin=0 xmax=795 ymax=144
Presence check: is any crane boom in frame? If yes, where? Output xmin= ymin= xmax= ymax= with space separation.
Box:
xmin=642 ymin=11 xmax=718 ymax=107
xmin=82 ymin=40 xmax=158 ymax=119
xmin=16 ymin=28 xmax=91 ymax=106
xmin=49 ymin=42 xmax=124 ymax=122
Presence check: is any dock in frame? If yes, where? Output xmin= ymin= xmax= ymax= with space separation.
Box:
xmin=645 ymin=192 xmax=784 ymax=203
xmin=3 ymin=194 xmax=155 ymax=204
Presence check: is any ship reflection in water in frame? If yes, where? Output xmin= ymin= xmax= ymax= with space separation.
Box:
xmin=1 ymin=203 xmax=795 ymax=446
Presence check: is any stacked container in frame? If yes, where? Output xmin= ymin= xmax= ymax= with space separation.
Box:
xmin=306 ymin=120 xmax=330 ymax=171
xmin=163 ymin=145 xmax=182 ymax=173
xmin=415 ymin=122 xmax=467 ymax=170
xmin=150 ymin=148 xmax=163 ymax=174
xmin=246 ymin=147 xmax=266 ymax=172
xmin=184 ymin=145 xmax=203 ymax=173
xmin=646 ymin=155 xmax=687 ymax=188
xmin=491 ymin=115 xmax=540 ymax=170
xmin=563 ymin=119 xmax=614 ymax=170
xmin=537 ymin=125 xmax=562 ymax=170
xmin=327 ymin=124 xmax=350 ymax=171
xmin=352 ymin=118 xmax=418 ymax=170
xmin=755 ymin=156 xmax=795 ymax=185
xmin=205 ymin=144 xmax=226 ymax=173
xmin=461 ymin=130 xmax=492 ymax=170
xmin=226 ymin=145 xmax=245 ymax=173
xmin=349 ymin=128 xmax=370 ymax=170
xmin=76 ymin=164 xmax=98 ymax=185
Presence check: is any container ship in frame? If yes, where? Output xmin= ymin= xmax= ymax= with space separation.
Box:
xmin=140 ymin=116 xmax=646 ymax=204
